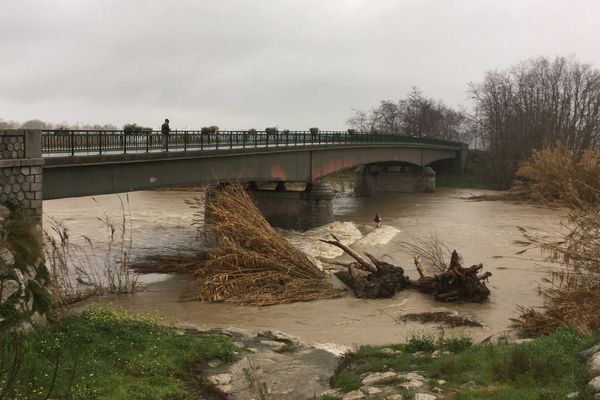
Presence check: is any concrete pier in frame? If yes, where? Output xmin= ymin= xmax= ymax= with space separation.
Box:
xmin=249 ymin=182 xmax=334 ymax=231
xmin=354 ymin=164 xmax=435 ymax=196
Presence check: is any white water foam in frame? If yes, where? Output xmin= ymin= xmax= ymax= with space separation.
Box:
xmin=282 ymin=221 xmax=363 ymax=269
xmin=354 ymin=225 xmax=400 ymax=249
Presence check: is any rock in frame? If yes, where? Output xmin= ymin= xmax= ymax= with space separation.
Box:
xmin=0 ymin=205 xmax=10 ymax=221
xmin=361 ymin=371 xmax=397 ymax=385
xmin=258 ymin=329 xmax=304 ymax=347
xmin=414 ymin=394 xmax=437 ymax=400
xmin=0 ymin=248 xmax=15 ymax=271
xmin=411 ymin=351 xmax=427 ymax=357
xmin=1 ymin=279 xmax=20 ymax=303
xmin=362 ymin=386 xmax=382 ymax=395
xmin=566 ymin=392 xmax=579 ymax=399
xmin=219 ymin=384 xmax=233 ymax=393
xmin=320 ymin=389 xmax=343 ymax=397
xmin=437 ymin=379 xmax=446 ymax=385
xmin=588 ymin=353 xmax=600 ymax=377
xmin=207 ymin=360 xmax=220 ymax=368
xmin=588 ymin=376 xmax=600 ymax=394
xmin=260 ymin=340 xmax=287 ymax=352
xmin=207 ymin=373 xmax=232 ymax=386
xmin=581 ymin=345 xmax=600 ymax=360
xmin=512 ymin=338 xmax=534 ymax=345
xmin=379 ymin=347 xmax=400 ymax=356
xmin=343 ymin=389 xmax=365 ymax=400
xmin=386 ymin=395 xmax=404 ymax=400
xmin=431 ymin=350 xmax=441 ymax=358
xmin=401 ymin=379 xmax=425 ymax=390
xmin=313 ymin=342 xmax=353 ymax=357
xmin=400 ymin=372 xmax=426 ymax=381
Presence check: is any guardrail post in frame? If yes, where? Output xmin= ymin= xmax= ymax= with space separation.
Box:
xmin=70 ymin=131 xmax=74 ymax=156
xmin=123 ymin=132 xmax=127 ymax=154
xmin=229 ymin=131 xmax=233 ymax=149
xmin=184 ymin=131 xmax=188 ymax=151
xmin=265 ymin=132 xmax=269 ymax=147
xmin=99 ymin=131 xmax=103 ymax=154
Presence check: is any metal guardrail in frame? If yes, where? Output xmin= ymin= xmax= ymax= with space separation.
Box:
xmin=41 ymin=130 xmax=464 ymax=156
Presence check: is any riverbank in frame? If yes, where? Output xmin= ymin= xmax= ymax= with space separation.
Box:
xmin=4 ymin=307 xmax=598 ymax=399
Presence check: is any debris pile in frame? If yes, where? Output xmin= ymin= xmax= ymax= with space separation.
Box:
xmin=195 ymin=184 xmax=340 ymax=306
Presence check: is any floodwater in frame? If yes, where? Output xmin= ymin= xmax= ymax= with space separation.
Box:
xmin=43 ymin=187 xmax=565 ymax=346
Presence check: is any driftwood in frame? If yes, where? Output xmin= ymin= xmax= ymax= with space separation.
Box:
xmin=412 ymin=250 xmax=491 ymax=302
xmin=321 ymin=235 xmax=410 ymax=298
xmin=321 ymin=235 xmax=492 ymax=303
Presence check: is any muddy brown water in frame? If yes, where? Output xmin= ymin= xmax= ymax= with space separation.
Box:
xmin=44 ymin=188 xmax=564 ymax=346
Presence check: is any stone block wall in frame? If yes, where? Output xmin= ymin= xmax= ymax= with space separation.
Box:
xmin=0 ymin=130 xmax=43 ymax=219
xmin=0 ymin=129 xmax=48 ymax=329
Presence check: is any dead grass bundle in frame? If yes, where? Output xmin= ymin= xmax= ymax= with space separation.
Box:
xmin=514 ymin=145 xmax=600 ymax=206
xmin=395 ymin=231 xmax=453 ymax=274
xmin=192 ymin=184 xmax=340 ymax=306
xmin=513 ymin=279 xmax=600 ymax=336
xmin=514 ymin=201 xmax=600 ymax=335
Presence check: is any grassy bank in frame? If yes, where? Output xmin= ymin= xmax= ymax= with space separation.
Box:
xmin=329 ymin=328 xmax=598 ymax=399
xmin=0 ymin=308 xmax=237 ymax=400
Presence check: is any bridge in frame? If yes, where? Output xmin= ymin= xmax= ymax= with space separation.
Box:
xmin=1 ymin=129 xmax=467 ymax=229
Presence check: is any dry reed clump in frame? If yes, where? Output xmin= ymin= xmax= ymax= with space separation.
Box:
xmin=395 ymin=231 xmax=453 ymax=274
xmin=192 ymin=184 xmax=340 ymax=306
xmin=513 ymin=199 xmax=600 ymax=336
xmin=513 ymin=145 xmax=600 ymax=206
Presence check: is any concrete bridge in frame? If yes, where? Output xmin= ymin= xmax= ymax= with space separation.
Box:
xmin=0 ymin=129 xmax=467 ymax=230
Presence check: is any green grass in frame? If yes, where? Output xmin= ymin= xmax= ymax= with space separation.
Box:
xmin=0 ymin=307 xmax=238 ymax=400
xmin=331 ymin=327 xmax=599 ymax=399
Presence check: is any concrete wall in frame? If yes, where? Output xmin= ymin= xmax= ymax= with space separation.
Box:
xmin=355 ymin=164 xmax=436 ymax=196
xmin=0 ymin=130 xmax=43 ymax=219
xmin=249 ymin=183 xmax=333 ymax=230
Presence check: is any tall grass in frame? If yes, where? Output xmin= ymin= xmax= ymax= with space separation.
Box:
xmin=44 ymin=195 xmax=139 ymax=309
xmin=512 ymin=145 xmax=600 ymax=335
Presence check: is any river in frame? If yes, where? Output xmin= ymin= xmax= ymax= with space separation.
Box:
xmin=44 ymin=187 xmax=564 ymax=346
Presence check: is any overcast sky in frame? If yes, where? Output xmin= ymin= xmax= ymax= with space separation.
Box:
xmin=1 ymin=0 xmax=599 ymax=130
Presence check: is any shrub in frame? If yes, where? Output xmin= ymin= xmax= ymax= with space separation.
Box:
xmin=123 ymin=123 xmax=152 ymax=135
xmin=265 ymin=127 xmax=279 ymax=134
xmin=309 ymin=127 xmax=319 ymax=134
xmin=201 ymin=126 xmax=219 ymax=134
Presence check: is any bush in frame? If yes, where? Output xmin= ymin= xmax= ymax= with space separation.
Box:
xmin=265 ymin=127 xmax=279 ymax=134
xmin=201 ymin=126 xmax=219 ymax=134
xmin=309 ymin=127 xmax=319 ymax=134
xmin=123 ymin=123 xmax=152 ymax=135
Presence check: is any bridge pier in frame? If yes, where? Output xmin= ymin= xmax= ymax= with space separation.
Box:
xmin=354 ymin=164 xmax=435 ymax=196
xmin=249 ymin=182 xmax=334 ymax=231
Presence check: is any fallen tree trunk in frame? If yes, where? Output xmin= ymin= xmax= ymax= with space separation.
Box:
xmin=321 ymin=235 xmax=410 ymax=298
xmin=412 ymin=250 xmax=491 ymax=302
xmin=322 ymin=236 xmax=492 ymax=302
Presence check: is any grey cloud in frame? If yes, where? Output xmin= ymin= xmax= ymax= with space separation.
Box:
xmin=1 ymin=0 xmax=600 ymax=130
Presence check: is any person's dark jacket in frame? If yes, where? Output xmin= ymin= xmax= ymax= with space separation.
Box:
xmin=161 ymin=122 xmax=170 ymax=135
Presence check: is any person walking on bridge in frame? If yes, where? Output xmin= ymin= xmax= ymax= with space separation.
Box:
xmin=161 ymin=118 xmax=171 ymax=150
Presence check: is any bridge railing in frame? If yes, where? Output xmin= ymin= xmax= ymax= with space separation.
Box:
xmin=41 ymin=130 xmax=463 ymax=156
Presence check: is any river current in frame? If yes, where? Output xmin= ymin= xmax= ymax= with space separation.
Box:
xmin=44 ymin=188 xmax=563 ymax=346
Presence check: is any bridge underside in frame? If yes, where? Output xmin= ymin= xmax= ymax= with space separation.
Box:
xmin=43 ymin=144 xmax=461 ymax=200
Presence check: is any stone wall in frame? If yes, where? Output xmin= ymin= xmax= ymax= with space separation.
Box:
xmin=0 ymin=129 xmax=48 ymax=329
xmin=0 ymin=130 xmax=43 ymax=219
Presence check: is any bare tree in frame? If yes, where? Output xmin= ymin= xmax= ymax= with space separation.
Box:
xmin=470 ymin=56 xmax=600 ymax=187
xmin=347 ymin=87 xmax=469 ymax=142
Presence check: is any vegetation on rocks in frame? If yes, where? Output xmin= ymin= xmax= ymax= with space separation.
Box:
xmin=0 ymin=307 xmax=237 ymax=400
xmin=329 ymin=327 xmax=598 ymax=399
